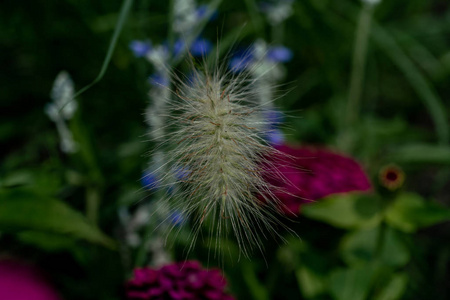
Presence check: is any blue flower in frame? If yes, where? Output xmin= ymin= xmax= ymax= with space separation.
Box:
xmin=267 ymin=46 xmax=293 ymax=63
xmin=148 ymin=73 xmax=170 ymax=87
xmin=266 ymin=128 xmax=285 ymax=145
xmin=190 ymin=38 xmax=213 ymax=57
xmin=141 ymin=171 xmax=159 ymax=190
xmin=229 ymin=50 xmax=254 ymax=72
xmin=169 ymin=211 xmax=186 ymax=226
xmin=173 ymin=39 xmax=185 ymax=57
xmin=129 ymin=40 xmax=151 ymax=58
xmin=173 ymin=166 xmax=191 ymax=181
xmin=196 ymin=4 xmax=218 ymax=21
xmin=265 ymin=109 xmax=285 ymax=129
xmin=264 ymin=109 xmax=285 ymax=144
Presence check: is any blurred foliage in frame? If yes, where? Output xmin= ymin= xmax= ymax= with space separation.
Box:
xmin=1 ymin=0 xmax=450 ymax=299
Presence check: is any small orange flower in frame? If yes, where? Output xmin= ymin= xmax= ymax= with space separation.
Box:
xmin=379 ymin=165 xmax=405 ymax=191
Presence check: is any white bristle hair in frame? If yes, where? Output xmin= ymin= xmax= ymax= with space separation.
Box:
xmin=147 ymin=51 xmax=294 ymax=258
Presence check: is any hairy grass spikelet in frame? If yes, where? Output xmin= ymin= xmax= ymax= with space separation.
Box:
xmin=149 ymin=55 xmax=292 ymax=257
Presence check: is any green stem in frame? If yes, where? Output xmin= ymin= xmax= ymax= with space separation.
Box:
xmin=134 ymin=192 xmax=165 ymax=267
xmin=86 ymin=186 xmax=101 ymax=225
xmin=374 ymin=220 xmax=386 ymax=260
xmin=134 ymin=221 xmax=153 ymax=267
xmin=346 ymin=3 xmax=374 ymax=128
xmin=71 ymin=0 xmax=134 ymax=102
xmin=242 ymin=261 xmax=270 ymax=300
xmin=244 ymin=0 xmax=265 ymax=38
xmin=271 ymin=21 xmax=284 ymax=44
xmin=167 ymin=0 xmax=175 ymax=54
xmin=371 ymin=23 xmax=449 ymax=145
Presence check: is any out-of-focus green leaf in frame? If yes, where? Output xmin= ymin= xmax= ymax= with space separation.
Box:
xmin=0 ymin=188 xmax=115 ymax=248
xmin=17 ymin=231 xmax=91 ymax=265
xmin=242 ymin=262 xmax=270 ymax=300
xmin=341 ymin=226 xmax=409 ymax=267
xmin=0 ymin=170 xmax=34 ymax=187
xmin=329 ymin=264 xmax=378 ymax=300
xmin=387 ymin=144 xmax=450 ymax=165
xmin=371 ymin=22 xmax=449 ymax=145
xmin=277 ymin=239 xmax=304 ymax=270
xmin=17 ymin=231 xmax=77 ymax=252
xmin=296 ymin=266 xmax=327 ymax=299
xmin=302 ymin=194 xmax=382 ymax=229
xmin=385 ymin=193 xmax=450 ymax=232
xmin=374 ymin=273 xmax=408 ymax=300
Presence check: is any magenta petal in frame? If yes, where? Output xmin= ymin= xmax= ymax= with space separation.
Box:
xmin=126 ymin=261 xmax=234 ymax=300
xmin=127 ymin=290 xmax=149 ymax=299
xmin=148 ymin=287 xmax=164 ymax=297
xmin=0 ymin=260 xmax=61 ymax=300
xmin=264 ymin=144 xmax=372 ymax=215
xmin=204 ymin=290 xmax=225 ymax=300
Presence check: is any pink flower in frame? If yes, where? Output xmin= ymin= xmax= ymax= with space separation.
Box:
xmin=126 ymin=261 xmax=234 ymax=300
xmin=0 ymin=260 xmax=61 ymax=300
xmin=268 ymin=144 xmax=372 ymax=215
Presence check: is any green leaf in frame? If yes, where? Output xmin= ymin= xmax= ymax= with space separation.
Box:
xmin=0 ymin=170 xmax=34 ymax=187
xmin=17 ymin=231 xmax=77 ymax=252
xmin=385 ymin=193 xmax=450 ymax=232
xmin=388 ymin=144 xmax=450 ymax=165
xmin=341 ymin=226 xmax=410 ymax=268
xmin=302 ymin=194 xmax=383 ymax=229
xmin=371 ymin=23 xmax=449 ymax=145
xmin=329 ymin=264 xmax=378 ymax=300
xmin=0 ymin=188 xmax=115 ymax=248
xmin=296 ymin=267 xmax=327 ymax=299
xmin=242 ymin=262 xmax=270 ymax=300
xmin=374 ymin=273 xmax=408 ymax=300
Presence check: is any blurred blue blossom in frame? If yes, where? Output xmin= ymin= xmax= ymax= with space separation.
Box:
xmin=171 ymin=38 xmax=212 ymax=57
xmin=173 ymin=166 xmax=191 ymax=182
xmin=229 ymin=50 xmax=254 ymax=72
xmin=195 ymin=4 xmax=218 ymax=21
xmin=141 ymin=171 xmax=159 ymax=190
xmin=264 ymin=109 xmax=285 ymax=145
xmin=169 ymin=211 xmax=186 ymax=226
xmin=267 ymin=128 xmax=285 ymax=145
xmin=129 ymin=40 xmax=151 ymax=58
xmin=259 ymin=0 xmax=294 ymax=25
xmin=267 ymin=46 xmax=293 ymax=63
xmin=173 ymin=39 xmax=185 ymax=57
xmin=190 ymin=38 xmax=213 ymax=56
xmin=265 ymin=109 xmax=285 ymax=129
xmin=229 ymin=44 xmax=292 ymax=72
xmin=148 ymin=73 xmax=170 ymax=87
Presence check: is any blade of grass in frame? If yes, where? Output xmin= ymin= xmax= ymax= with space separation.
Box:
xmin=392 ymin=29 xmax=443 ymax=78
xmin=370 ymin=22 xmax=449 ymax=144
xmin=316 ymin=0 xmax=449 ymax=145
xmin=243 ymin=0 xmax=265 ymax=38
xmin=63 ymin=0 xmax=134 ymax=109
xmin=346 ymin=2 xmax=376 ymax=128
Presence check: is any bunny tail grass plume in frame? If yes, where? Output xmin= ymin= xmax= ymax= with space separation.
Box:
xmin=149 ymin=54 xmax=293 ymax=258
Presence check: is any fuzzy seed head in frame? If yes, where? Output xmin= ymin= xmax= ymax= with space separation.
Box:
xmin=150 ymin=58 xmax=291 ymax=257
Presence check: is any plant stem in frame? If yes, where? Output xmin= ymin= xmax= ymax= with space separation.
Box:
xmin=167 ymin=0 xmax=175 ymax=54
xmin=271 ymin=21 xmax=284 ymax=44
xmin=86 ymin=186 xmax=101 ymax=225
xmin=346 ymin=3 xmax=375 ymax=128
xmin=244 ymin=0 xmax=265 ymax=38
xmin=374 ymin=220 xmax=386 ymax=260
xmin=70 ymin=0 xmax=134 ymax=102
xmin=134 ymin=220 xmax=153 ymax=266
